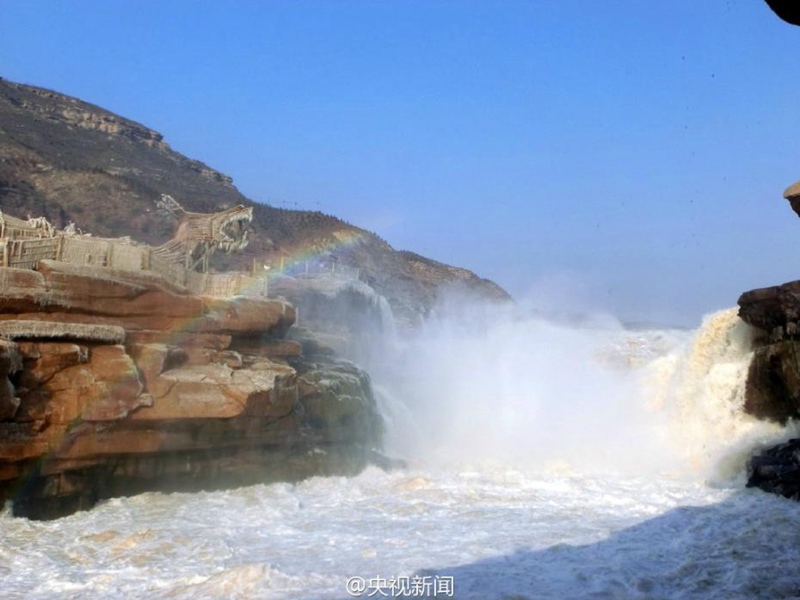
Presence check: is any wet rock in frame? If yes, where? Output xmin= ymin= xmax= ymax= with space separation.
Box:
xmin=747 ymin=439 xmax=800 ymax=499
xmin=295 ymin=358 xmax=382 ymax=447
xmin=0 ymin=340 xmax=21 ymax=420
xmin=738 ymin=278 xmax=800 ymax=423
xmin=0 ymin=264 xmax=383 ymax=519
xmin=367 ymin=450 xmax=408 ymax=471
xmin=738 ymin=280 xmax=800 ymax=337
xmin=744 ymin=342 xmax=800 ymax=423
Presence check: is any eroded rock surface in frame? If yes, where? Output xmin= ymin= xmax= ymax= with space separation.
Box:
xmin=0 ymin=263 xmax=382 ymax=519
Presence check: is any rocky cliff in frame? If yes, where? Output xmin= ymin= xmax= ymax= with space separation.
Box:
xmin=739 ymin=181 xmax=800 ymax=498
xmin=0 ymin=77 xmax=511 ymax=326
xmin=0 ymin=76 xmax=510 ymax=518
xmin=0 ymin=261 xmax=382 ymax=519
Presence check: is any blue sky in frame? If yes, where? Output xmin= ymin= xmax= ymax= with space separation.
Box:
xmin=2 ymin=0 xmax=800 ymax=326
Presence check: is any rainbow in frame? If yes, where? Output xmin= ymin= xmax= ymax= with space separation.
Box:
xmin=6 ymin=227 xmax=373 ymax=509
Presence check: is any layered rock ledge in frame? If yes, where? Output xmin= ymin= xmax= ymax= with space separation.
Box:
xmin=0 ymin=261 xmax=382 ymax=519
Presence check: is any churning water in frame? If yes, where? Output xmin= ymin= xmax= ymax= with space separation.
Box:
xmin=2 ymin=307 xmax=800 ymax=599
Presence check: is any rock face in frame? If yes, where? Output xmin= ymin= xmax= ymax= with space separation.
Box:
xmin=0 ymin=262 xmax=382 ymax=519
xmin=0 ymin=75 xmax=509 ymax=518
xmin=740 ymin=282 xmax=800 ymax=498
xmin=738 ymin=181 xmax=800 ymax=496
xmin=748 ymin=439 xmax=800 ymax=500
xmin=270 ymin=276 xmax=396 ymax=363
xmin=738 ymin=290 xmax=800 ymax=497
xmin=738 ymin=278 xmax=800 ymax=424
xmin=738 ymin=280 xmax=800 ymax=338
xmin=737 ymin=182 xmax=800 ymax=424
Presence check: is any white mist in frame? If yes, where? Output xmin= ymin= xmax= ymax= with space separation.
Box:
xmin=374 ymin=299 xmax=794 ymax=484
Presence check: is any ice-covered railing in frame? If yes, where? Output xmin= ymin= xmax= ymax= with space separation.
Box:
xmin=0 ymin=225 xmax=267 ymax=299
xmin=282 ymin=259 xmax=361 ymax=281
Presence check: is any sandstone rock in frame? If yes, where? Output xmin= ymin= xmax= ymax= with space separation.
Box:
xmin=127 ymin=343 xmax=180 ymax=389
xmin=0 ymin=379 xmax=18 ymax=421
xmin=230 ymin=339 xmax=302 ymax=359
xmin=130 ymin=360 xmax=295 ymax=421
xmin=216 ymin=350 xmax=243 ymax=369
xmin=134 ymin=364 xmax=245 ymax=420
xmin=14 ymin=391 xmax=51 ymax=423
xmin=126 ymin=331 xmax=231 ymax=349
xmin=181 ymin=346 xmax=215 ymax=366
xmin=0 ymin=76 xmax=521 ymax=517
xmin=18 ymin=342 xmax=88 ymax=385
xmin=44 ymin=345 xmax=144 ymax=422
xmin=193 ymin=297 xmax=295 ymax=337
xmin=0 ymin=268 xmax=49 ymax=312
xmin=38 ymin=261 xmax=205 ymax=320
xmin=0 ymin=339 xmax=22 ymax=373
xmin=0 ymin=259 xmax=383 ymax=520
xmin=55 ymin=427 xmax=170 ymax=458
xmin=0 ymin=421 xmax=51 ymax=462
xmin=0 ymin=339 xmax=21 ymax=420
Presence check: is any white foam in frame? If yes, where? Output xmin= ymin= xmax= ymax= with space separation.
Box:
xmin=644 ymin=308 xmax=795 ymax=482
xmin=2 ymin=306 xmax=800 ymax=598
xmin=2 ymin=467 xmax=799 ymax=599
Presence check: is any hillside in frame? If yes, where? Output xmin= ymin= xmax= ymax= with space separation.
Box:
xmin=0 ymin=77 xmax=510 ymax=325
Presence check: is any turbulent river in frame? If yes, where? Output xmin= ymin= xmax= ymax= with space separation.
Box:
xmin=2 ymin=307 xmax=800 ymax=599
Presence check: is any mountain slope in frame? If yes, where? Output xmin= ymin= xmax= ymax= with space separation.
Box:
xmin=0 ymin=77 xmax=510 ymax=324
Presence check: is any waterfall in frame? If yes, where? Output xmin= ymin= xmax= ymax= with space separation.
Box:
xmin=647 ymin=308 xmax=796 ymax=483
xmin=373 ymin=303 xmax=798 ymax=480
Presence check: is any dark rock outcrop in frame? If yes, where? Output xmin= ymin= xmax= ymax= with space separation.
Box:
xmin=738 ymin=281 xmax=800 ymax=340
xmin=747 ymin=439 xmax=800 ymax=499
xmin=738 ymin=279 xmax=800 ymax=424
xmin=739 ymin=178 xmax=800 ymax=494
xmin=744 ymin=342 xmax=800 ymax=423
xmin=270 ymin=275 xmax=396 ymax=363
xmin=0 ymin=262 xmax=382 ymax=519
xmin=738 ymin=295 xmax=800 ymax=493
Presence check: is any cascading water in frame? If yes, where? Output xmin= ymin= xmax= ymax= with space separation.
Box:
xmin=644 ymin=308 xmax=795 ymax=482
xmin=2 ymin=300 xmax=800 ymax=599
xmin=375 ymin=307 xmax=671 ymax=472
xmin=373 ymin=303 xmax=791 ymax=481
